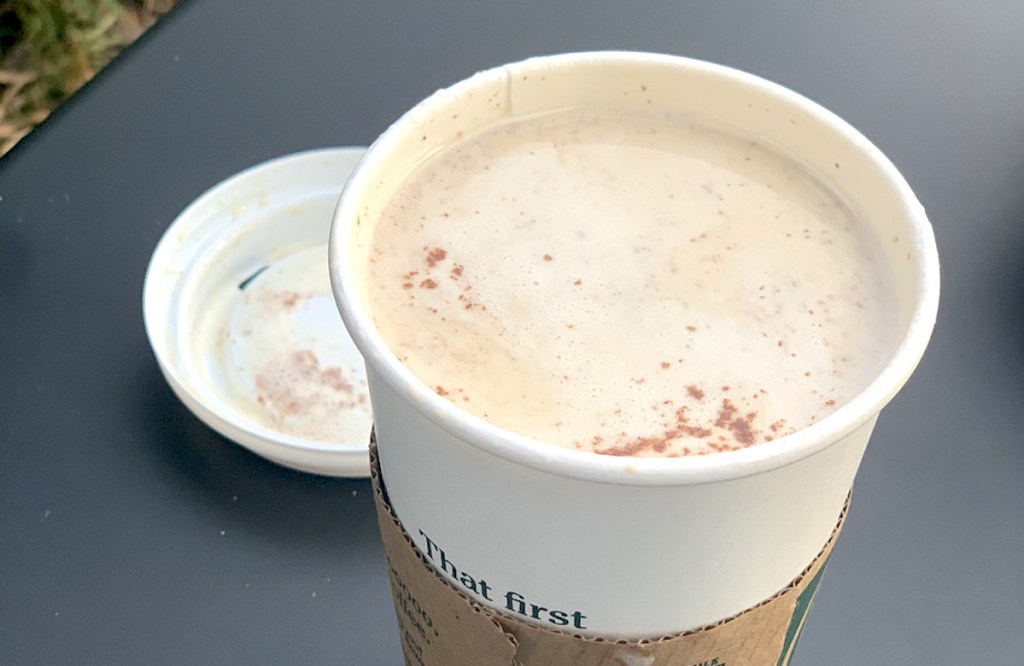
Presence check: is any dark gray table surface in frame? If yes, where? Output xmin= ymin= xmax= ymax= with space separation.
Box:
xmin=2 ymin=1 xmax=1022 ymax=663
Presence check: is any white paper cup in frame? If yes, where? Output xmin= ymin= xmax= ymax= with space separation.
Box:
xmin=329 ymin=52 xmax=939 ymax=638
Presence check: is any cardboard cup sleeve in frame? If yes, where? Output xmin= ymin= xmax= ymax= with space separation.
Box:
xmin=370 ymin=443 xmax=846 ymax=666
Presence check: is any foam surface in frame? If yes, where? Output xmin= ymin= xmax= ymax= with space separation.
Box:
xmin=366 ymin=110 xmax=895 ymax=456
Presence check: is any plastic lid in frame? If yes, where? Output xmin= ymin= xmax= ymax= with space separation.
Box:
xmin=143 ymin=147 xmax=373 ymax=476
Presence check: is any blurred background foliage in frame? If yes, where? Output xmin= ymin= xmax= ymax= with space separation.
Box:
xmin=0 ymin=0 xmax=177 ymax=155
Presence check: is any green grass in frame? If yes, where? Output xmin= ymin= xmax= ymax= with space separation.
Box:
xmin=0 ymin=0 xmax=175 ymax=154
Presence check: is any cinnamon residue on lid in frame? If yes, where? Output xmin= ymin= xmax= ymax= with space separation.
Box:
xmin=425 ymin=246 xmax=447 ymax=267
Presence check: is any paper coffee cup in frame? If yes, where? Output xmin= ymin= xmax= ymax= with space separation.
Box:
xmin=330 ymin=52 xmax=939 ymax=638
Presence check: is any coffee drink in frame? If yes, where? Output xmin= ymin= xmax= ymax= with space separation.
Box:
xmin=364 ymin=109 xmax=894 ymax=457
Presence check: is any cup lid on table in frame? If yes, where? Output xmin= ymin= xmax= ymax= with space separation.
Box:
xmin=143 ymin=147 xmax=373 ymax=477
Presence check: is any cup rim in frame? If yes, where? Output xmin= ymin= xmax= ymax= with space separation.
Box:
xmin=329 ymin=51 xmax=940 ymax=486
